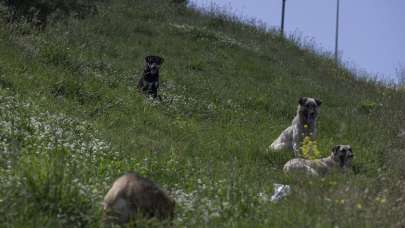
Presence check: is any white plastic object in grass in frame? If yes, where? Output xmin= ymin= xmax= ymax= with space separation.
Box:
xmin=270 ymin=184 xmax=291 ymax=203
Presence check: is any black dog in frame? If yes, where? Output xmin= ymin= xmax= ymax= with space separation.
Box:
xmin=137 ymin=55 xmax=164 ymax=99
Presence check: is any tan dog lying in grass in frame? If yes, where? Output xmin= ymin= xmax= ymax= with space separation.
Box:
xmin=103 ymin=172 xmax=175 ymax=225
xmin=283 ymin=145 xmax=353 ymax=176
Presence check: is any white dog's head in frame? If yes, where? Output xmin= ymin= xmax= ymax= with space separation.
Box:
xmin=297 ymin=97 xmax=321 ymax=124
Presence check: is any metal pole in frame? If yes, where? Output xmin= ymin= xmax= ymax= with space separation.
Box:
xmin=334 ymin=0 xmax=340 ymax=66
xmin=281 ymin=0 xmax=286 ymax=37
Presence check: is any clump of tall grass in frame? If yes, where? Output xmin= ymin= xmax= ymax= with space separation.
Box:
xmin=0 ymin=91 xmax=115 ymax=226
xmin=0 ymin=0 xmax=100 ymax=26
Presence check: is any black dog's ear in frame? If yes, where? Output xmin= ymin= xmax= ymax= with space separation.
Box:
xmin=298 ymin=97 xmax=307 ymax=105
xmin=145 ymin=56 xmax=153 ymax=63
xmin=315 ymin=98 xmax=322 ymax=106
xmin=158 ymin=56 xmax=164 ymax=65
xmin=145 ymin=56 xmax=164 ymax=65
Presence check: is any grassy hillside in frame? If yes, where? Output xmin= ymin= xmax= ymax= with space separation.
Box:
xmin=1 ymin=0 xmax=405 ymax=227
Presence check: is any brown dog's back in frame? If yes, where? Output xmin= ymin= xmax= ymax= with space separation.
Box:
xmin=103 ymin=172 xmax=175 ymax=224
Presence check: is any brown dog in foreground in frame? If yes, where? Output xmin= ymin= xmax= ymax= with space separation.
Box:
xmin=102 ymin=172 xmax=175 ymax=225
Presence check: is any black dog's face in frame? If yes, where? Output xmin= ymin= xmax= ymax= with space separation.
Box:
xmin=332 ymin=145 xmax=354 ymax=169
xmin=145 ymin=55 xmax=164 ymax=75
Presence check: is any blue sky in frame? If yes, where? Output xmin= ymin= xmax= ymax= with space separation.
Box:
xmin=189 ymin=0 xmax=405 ymax=81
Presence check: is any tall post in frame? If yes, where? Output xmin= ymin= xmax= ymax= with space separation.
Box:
xmin=334 ymin=0 xmax=340 ymax=66
xmin=281 ymin=0 xmax=286 ymax=37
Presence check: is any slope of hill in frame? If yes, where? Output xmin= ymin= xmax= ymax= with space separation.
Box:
xmin=1 ymin=0 xmax=405 ymax=226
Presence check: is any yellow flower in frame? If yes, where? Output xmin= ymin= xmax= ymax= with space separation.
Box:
xmin=356 ymin=203 xmax=362 ymax=209
xmin=376 ymin=196 xmax=386 ymax=204
xmin=300 ymin=136 xmax=321 ymax=160
xmin=335 ymin=199 xmax=345 ymax=204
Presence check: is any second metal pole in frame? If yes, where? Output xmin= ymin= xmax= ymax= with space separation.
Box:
xmin=281 ymin=0 xmax=286 ymax=37
xmin=334 ymin=0 xmax=340 ymax=66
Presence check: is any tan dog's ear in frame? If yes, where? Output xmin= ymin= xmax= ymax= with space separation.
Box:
xmin=332 ymin=145 xmax=341 ymax=155
xmin=347 ymin=146 xmax=354 ymax=158
xmin=298 ymin=97 xmax=307 ymax=105
xmin=315 ymin=98 xmax=322 ymax=106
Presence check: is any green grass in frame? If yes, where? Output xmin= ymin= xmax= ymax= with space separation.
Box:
xmin=1 ymin=0 xmax=405 ymax=227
